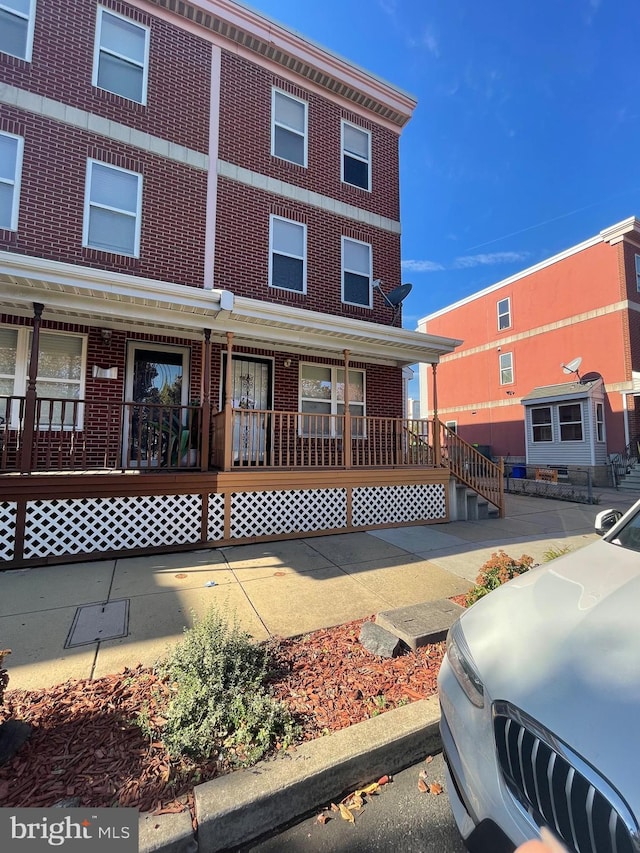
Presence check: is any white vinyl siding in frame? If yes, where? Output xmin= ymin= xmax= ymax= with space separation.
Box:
xmin=271 ymin=89 xmax=307 ymax=167
xmin=342 ymin=237 xmax=372 ymax=307
xmin=93 ymin=7 xmax=149 ymax=104
xmin=341 ymin=121 xmax=371 ymax=191
xmin=0 ymin=131 xmax=23 ymax=231
xmin=83 ymin=160 xmax=142 ymax=257
xmin=0 ymin=0 xmax=36 ymax=61
xmin=269 ymin=216 xmax=306 ymax=293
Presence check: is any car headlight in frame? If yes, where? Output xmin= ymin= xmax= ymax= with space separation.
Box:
xmin=446 ymin=619 xmax=485 ymax=708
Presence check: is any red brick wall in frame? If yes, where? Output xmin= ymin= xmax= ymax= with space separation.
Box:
xmin=0 ymin=109 xmax=208 ymax=285
xmin=215 ymin=179 xmax=402 ymax=325
xmin=218 ymin=52 xmax=401 ymax=221
xmin=0 ymin=0 xmax=211 ymax=151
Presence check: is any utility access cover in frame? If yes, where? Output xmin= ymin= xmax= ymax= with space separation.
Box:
xmin=65 ymin=600 xmax=130 ymax=647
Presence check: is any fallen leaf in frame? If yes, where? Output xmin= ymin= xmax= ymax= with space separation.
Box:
xmin=377 ymin=775 xmax=390 ymax=786
xmin=316 ymin=813 xmax=328 ymax=825
xmin=359 ymin=782 xmax=380 ymax=795
xmin=330 ymin=803 xmax=340 ymax=812
xmin=425 ymin=755 xmax=434 ymax=764
xmin=429 ymin=782 xmax=444 ymax=795
xmin=339 ymin=803 xmax=355 ymax=823
xmin=418 ymin=778 xmax=428 ymax=793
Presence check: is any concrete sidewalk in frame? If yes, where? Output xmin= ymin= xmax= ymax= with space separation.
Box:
xmin=2 ymin=487 xmax=637 ymax=693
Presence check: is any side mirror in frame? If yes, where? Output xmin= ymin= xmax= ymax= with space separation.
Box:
xmin=594 ymin=508 xmax=623 ymax=536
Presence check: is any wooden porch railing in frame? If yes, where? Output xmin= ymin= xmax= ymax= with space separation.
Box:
xmin=439 ymin=422 xmax=504 ymax=516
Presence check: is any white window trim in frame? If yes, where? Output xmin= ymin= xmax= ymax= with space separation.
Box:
xmin=558 ymin=402 xmax=584 ymax=443
xmin=1 ymin=0 xmax=37 ymax=62
xmin=499 ymin=351 xmax=514 ymax=385
xmin=497 ymin=296 xmax=511 ymax=330
xmin=531 ymin=406 xmax=553 ymax=443
xmin=92 ymin=6 xmax=150 ymax=105
xmin=341 ymin=236 xmax=372 ymax=308
xmin=271 ymin=88 xmax=308 ymax=168
xmin=83 ymin=159 xmax=143 ymax=257
xmin=341 ymin=120 xmax=371 ymax=192
xmin=595 ymin=401 xmax=605 ymax=442
xmin=268 ymin=214 xmax=307 ymax=294
xmin=298 ymin=362 xmax=366 ymax=437
xmin=0 ymin=325 xmax=87 ymax=429
xmin=0 ymin=131 xmax=24 ymax=232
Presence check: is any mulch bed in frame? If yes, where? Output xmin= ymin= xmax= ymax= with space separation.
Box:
xmin=0 ymin=617 xmax=447 ymax=815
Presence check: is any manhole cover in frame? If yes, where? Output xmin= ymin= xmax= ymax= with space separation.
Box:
xmin=65 ymin=600 xmax=130 ymax=648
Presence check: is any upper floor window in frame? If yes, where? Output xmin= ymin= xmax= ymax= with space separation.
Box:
xmin=299 ymin=363 xmax=365 ymax=437
xmin=497 ymin=297 xmax=511 ymax=330
xmin=635 ymin=254 xmax=640 ymax=291
xmin=0 ymin=326 xmax=86 ymax=428
xmin=271 ymin=89 xmax=307 ymax=167
xmin=559 ymin=402 xmax=583 ymax=441
xmin=0 ymin=0 xmax=36 ymax=61
xmin=0 ymin=131 xmax=24 ymax=231
xmin=93 ymin=8 xmax=149 ymax=104
xmin=531 ymin=406 xmax=552 ymax=442
xmin=269 ymin=215 xmax=306 ymax=293
xmin=83 ymin=160 xmax=142 ymax=257
xmin=499 ymin=351 xmax=513 ymax=385
xmin=341 ymin=121 xmax=371 ymax=191
xmin=342 ymin=237 xmax=372 ymax=307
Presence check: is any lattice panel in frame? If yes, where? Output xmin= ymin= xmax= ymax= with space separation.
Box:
xmin=352 ymin=484 xmax=446 ymax=527
xmin=207 ymin=493 xmax=226 ymax=541
xmin=24 ymin=494 xmax=202 ymax=559
xmin=0 ymin=502 xmax=17 ymax=561
xmin=231 ymin=489 xmax=347 ymax=538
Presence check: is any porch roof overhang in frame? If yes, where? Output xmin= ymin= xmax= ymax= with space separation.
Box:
xmin=0 ymin=252 xmax=461 ymax=367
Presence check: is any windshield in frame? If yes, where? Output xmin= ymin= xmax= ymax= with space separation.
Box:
xmin=610 ymin=507 xmax=640 ymax=552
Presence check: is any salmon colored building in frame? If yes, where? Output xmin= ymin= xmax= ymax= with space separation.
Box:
xmin=418 ymin=217 xmax=640 ymax=484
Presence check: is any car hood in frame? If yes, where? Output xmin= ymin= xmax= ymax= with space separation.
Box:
xmin=459 ymin=538 xmax=640 ymax=804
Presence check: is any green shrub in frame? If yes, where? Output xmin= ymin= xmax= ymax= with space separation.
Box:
xmin=466 ymin=551 xmax=534 ymax=606
xmin=156 ymin=607 xmax=299 ymax=764
xmin=542 ymin=545 xmax=571 ymax=561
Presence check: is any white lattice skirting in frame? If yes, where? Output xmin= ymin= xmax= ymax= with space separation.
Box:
xmin=207 ymin=492 xmax=226 ymax=540
xmin=0 ymin=502 xmax=17 ymax=561
xmin=352 ymin=483 xmax=446 ymax=527
xmin=230 ymin=488 xmax=348 ymax=538
xmin=23 ymin=495 xmax=202 ymax=559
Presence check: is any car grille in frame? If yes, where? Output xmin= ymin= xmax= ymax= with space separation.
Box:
xmin=493 ymin=702 xmax=640 ymax=853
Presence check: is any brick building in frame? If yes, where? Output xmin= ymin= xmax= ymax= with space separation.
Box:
xmin=1 ymin=0 xmax=493 ymax=568
xmin=418 ymin=217 xmax=640 ymax=483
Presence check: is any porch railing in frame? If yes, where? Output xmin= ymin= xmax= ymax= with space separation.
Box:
xmin=1 ymin=397 xmax=440 ymax=473
xmin=439 ymin=421 xmax=504 ymax=513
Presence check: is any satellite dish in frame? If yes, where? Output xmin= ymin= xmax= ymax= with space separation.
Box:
xmin=374 ymin=280 xmax=413 ymax=310
xmin=561 ymin=356 xmax=582 ymax=377
xmin=581 ymin=371 xmax=602 ymax=384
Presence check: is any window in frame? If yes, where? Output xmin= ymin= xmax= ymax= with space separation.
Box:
xmin=0 ymin=326 xmax=86 ymax=428
xmin=83 ymin=160 xmax=142 ymax=257
xmin=93 ymin=8 xmax=149 ymax=104
xmin=531 ymin=406 xmax=552 ymax=442
xmin=0 ymin=132 xmax=23 ymax=231
xmin=445 ymin=420 xmax=457 ymax=433
xmin=596 ymin=402 xmax=605 ymax=442
xmin=269 ymin=216 xmax=306 ymax=293
xmin=0 ymin=0 xmax=36 ymax=61
xmin=342 ymin=237 xmax=372 ymax=307
xmin=342 ymin=121 xmax=371 ymax=191
xmin=271 ymin=89 xmax=307 ymax=167
xmin=499 ymin=352 xmax=513 ymax=385
xmin=497 ymin=297 xmax=511 ymax=330
xmin=300 ymin=364 xmax=365 ymax=436
xmin=635 ymin=255 xmax=640 ymax=292
xmin=559 ymin=402 xmax=583 ymax=441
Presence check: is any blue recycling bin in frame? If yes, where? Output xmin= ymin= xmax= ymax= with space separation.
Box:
xmin=511 ymin=465 xmax=526 ymax=479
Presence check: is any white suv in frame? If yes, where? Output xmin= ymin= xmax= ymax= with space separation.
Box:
xmin=437 ymin=501 xmax=640 ymax=853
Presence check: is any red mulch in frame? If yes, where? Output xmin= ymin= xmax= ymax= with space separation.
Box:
xmin=0 ymin=617 xmax=447 ymax=814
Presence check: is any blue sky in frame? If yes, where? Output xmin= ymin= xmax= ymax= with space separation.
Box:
xmin=247 ymin=0 xmax=639 ymax=335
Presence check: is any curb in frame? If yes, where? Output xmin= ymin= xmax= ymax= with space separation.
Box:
xmin=139 ymin=695 xmax=442 ymax=852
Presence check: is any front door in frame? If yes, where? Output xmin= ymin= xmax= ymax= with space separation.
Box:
xmin=223 ymin=355 xmax=273 ymax=464
xmin=123 ymin=343 xmax=190 ymax=466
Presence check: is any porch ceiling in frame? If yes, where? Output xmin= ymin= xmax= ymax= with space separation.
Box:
xmin=0 ymin=251 xmax=461 ymax=366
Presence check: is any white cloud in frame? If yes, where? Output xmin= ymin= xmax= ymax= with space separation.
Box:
xmin=402 ymin=259 xmax=446 ymax=272
xmin=452 ymin=251 xmax=528 ymax=269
